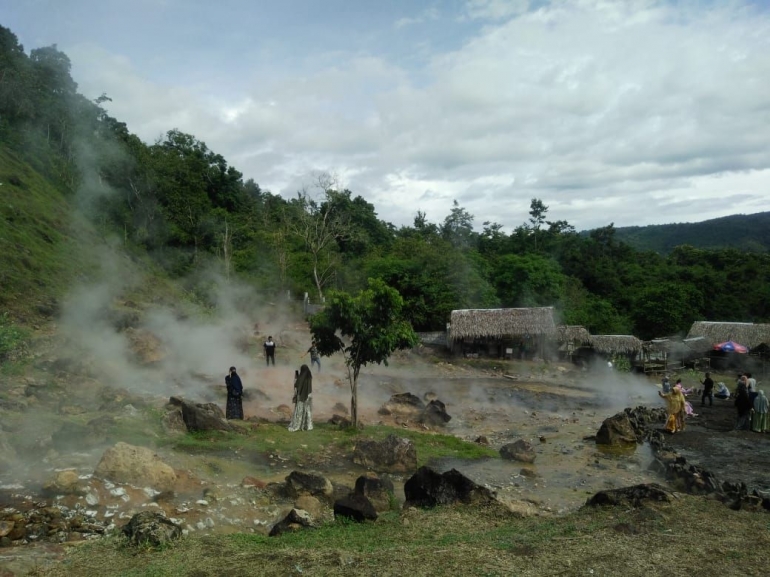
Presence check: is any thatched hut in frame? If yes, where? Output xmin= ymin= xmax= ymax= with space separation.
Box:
xmin=557 ymin=325 xmax=591 ymax=346
xmin=447 ymin=307 xmax=556 ymax=358
xmin=587 ymin=335 xmax=643 ymax=355
xmin=686 ymin=321 xmax=770 ymax=349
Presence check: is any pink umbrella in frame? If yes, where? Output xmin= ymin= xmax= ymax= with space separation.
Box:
xmin=713 ymin=340 xmax=748 ymax=353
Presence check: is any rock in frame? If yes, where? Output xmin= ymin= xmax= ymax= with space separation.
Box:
xmin=420 ymin=399 xmax=451 ymax=426
xmin=354 ymin=474 xmax=394 ymax=511
xmin=294 ymin=495 xmax=325 ymax=520
xmin=380 ymin=393 xmax=425 ymax=416
xmin=285 ymin=471 xmax=333 ymax=500
xmin=241 ymin=476 xmax=267 ymax=489
xmin=500 ymin=440 xmax=536 ymax=463
xmin=519 ymin=468 xmax=537 ymax=478
xmin=42 ymin=469 xmax=86 ymax=496
xmin=474 ymin=435 xmax=490 ymax=445
xmin=328 ymin=414 xmax=351 ymax=428
xmin=585 ymin=483 xmax=672 ymax=508
xmin=334 ymin=493 xmax=378 ymax=522
xmin=269 ymin=508 xmax=313 ymax=537
xmin=352 ymin=434 xmax=417 ymax=473
xmin=596 ymin=412 xmax=637 ymax=445
xmin=403 ymin=466 xmax=496 ymax=508
xmin=0 ymin=520 xmax=13 ymax=538
xmin=94 ymin=442 xmax=177 ymax=491
xmin=178 ymin=399 xmax=234 ymax=432
xmin=161 ymin=408 xmax=188 ymax=435
xmin=121 ymin=511 xmax=182 ymax=547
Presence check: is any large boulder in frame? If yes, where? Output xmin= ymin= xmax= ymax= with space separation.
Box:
xmin=269 ymin=508 xmax=313 ymax=537
xmin=500 ymin=440 xmax=536 ymax=463
xmin=161 ymin=408 xmax=188 ymax=435
xmin=94 ymin=442 xmax=177 ymax=491
xmin=334 ymin=493 xmax=378 ymax=522
xmin=378 ymin=393 xmax=424 ymax=416
xmin=177 ymin=398 xmax=234 ymax=432
xmin=285 ymin=471 xmax=333 ymax=500
xmin=596 ymin=412 xmax=637 ymax=445
xmin=404 ymin=466 xmax=495 ymax=508
xmin=420 ymin=399 xmax=451 ymax=426
xmin=353 ymin=434 xmax=417 ymax=473
xmin=354 ymin=474 xmax=394 ymax=511
xmin=122 ymin=511 xmax=182 ymax=547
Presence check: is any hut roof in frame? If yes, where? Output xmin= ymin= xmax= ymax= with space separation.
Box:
xmin=588 ymin=334 xmax=643 ymax=354
xmin=448 ymin=307 xmax=555 ymax=341
xmin=685 ymin=321 xmax=770 ymax=348
xmin=557 ymin=325 xmax=591 ymax=345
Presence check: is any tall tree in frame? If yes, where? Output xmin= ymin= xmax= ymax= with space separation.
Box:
xmin=528 ymin=198 xmax=548 ymax=251
xmin=309 ymin=279 xmax=418 ymax=427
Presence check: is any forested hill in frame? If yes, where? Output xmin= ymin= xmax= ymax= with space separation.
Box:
xmin=1 ymin=22 xmax=770 ymax=343
xmin=608 ymin=212 xmax=770 ymax=254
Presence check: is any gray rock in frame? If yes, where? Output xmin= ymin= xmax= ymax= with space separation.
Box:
xmin=122 ymin=511 xmax=182 ymax=546
xmin=500 ymin=440 xmax=536 ymax=463
xmin=352 ymin=434 xmax=417 ymax=472
xmin=285 ymin=471 xmax=333 ymax=499
xmin=334 ymin=493 xmax=378 ymax=522
xmin=269 ymin=508 xmax=313 ymax=537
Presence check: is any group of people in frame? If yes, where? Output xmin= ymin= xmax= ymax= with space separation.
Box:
xmin=223 ymin=340 xmax=322 ymax=432
xmin=733 ymin=372 xmax=768 ymax=432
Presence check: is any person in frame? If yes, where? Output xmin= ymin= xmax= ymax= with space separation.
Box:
xmin=661 ymin=375 xmax=672 ymax=394
xmin=734 ymin=385 xmax=752 ymax=431
xmin=288 ymin=364 xmax=313 ymax=432
xmin=301 ymin=340 xmax=321 ymax=372
xmin=659 ymin=386 xmax=684 ymax=434
xmin=746 ymin=372 xmax=757 ymax=403
xmin=225 ymin=366 xmax=243 ymax=420
xmin=700 ymin=372 xmax=714 ymax=406
xmin=675 ymin=382 xmax=695 ymax=425
xmin=751 ymin=390 xmax=768 ymax=433
xmin=714 ymin=382 xmax=730 ymax=400
xmin=264 ymin=336 xmax=276 ymax=366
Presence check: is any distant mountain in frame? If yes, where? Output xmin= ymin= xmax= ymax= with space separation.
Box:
xmin=601 ymin=212 xmax=770 ymax=254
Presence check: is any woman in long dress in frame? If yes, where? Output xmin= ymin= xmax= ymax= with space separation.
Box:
xmin=288 ymin=364 xmax=313 ymax=432
xmin=751 ymin=390 xmax=768 ymax=433
xmin=225 ymin=366 xmax=244 ymax=420
xmin=659 ymin=386 xmax=684 ymax=433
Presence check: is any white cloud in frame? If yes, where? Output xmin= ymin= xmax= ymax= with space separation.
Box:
xmin=66 ymin=1 xmax=770 ymax=232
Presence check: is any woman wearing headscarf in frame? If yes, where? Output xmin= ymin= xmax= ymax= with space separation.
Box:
xmin=659 ymin=385 xmax=685 ymax=433
xmin=734 ymin=384 xmax=752 ymax=431
xmin=288 ymin=364 xmax=313 ymax=432
xmin=751 ymin=390 xmax=768 ymax=433
xmin=674 ymin=381 xmax=695 ymax=427
xmin=225 ymin=366 xmax=244 ymax=420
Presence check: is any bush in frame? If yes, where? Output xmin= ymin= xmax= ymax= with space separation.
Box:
xmin=0 ymin=313 xmax=29 ymax=363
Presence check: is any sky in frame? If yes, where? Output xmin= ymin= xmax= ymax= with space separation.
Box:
xmin=3 ymin=0 xmax=770 ymax=231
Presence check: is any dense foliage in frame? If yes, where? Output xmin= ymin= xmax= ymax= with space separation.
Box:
xmin=2 ymin=24 xmax=769 ymax=340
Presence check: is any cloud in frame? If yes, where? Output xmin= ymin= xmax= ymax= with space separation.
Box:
xmin=65 ymin=1 xmax=770 ymax=232
xmin=395 ymin=7 xmax=441 ymax=28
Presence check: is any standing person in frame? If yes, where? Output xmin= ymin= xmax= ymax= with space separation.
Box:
xmin=225 ymin=366 xmax=244 ymax=420
xmin=659 ymin=387 xmax=684 ymax=434
xmin=661 ymin=375 xmax=672 ymax=394
xmin=301 ymin=340 xmax=321 ymax=372
xmin=264 ymin=336 xmax=276 ymax=366
xmin=734 ymin=384 xmax=752 ymax=431
xmin=700 ymin=372 xmax=714 ymax=406
xmin=746 ymin=373 xmax=757 ymax=403
xmin=752 ymin=390 xmax=768 ymax=433
xmin=288 ymin=364 xmax=313 ymax=432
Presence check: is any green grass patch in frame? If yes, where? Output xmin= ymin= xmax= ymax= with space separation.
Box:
xmin=168 ymin=422 xmax=497 ymax=466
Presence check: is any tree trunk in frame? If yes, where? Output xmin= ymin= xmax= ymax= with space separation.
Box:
xmin=349 ymin=365 xmax=359 ymax=427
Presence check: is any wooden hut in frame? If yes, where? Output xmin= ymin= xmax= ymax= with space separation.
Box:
xmin=587 ymin=335 xmax=643 ymax=356
xmin=447 ymin=307 xmax=556 ymax=359
xmin=556 ymin=325 xmax=591 ymax=360
xmin=686 ymin=321 xmax=770 ymax=349
xmin=640 ymin=337 xmax=711 ymax=373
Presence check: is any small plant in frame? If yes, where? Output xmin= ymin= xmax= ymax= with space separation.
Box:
xmin=0 ymin=312 xmax=29 ymax=364
xmin=611 ymin=355 xmax=631 ymax=372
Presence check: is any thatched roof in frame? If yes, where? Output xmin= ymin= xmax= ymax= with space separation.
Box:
xmin=686 ymin=321 xmax=770 ymax=348
xmin=557 ymin=325 xmax=591 ymax=345
xmin=588 ymin=334 xmax=643 ymax=354
xmin=448 ymin=307 xmax=555 ymax=341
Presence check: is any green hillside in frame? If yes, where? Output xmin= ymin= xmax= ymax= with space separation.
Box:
xmin=0 ymin=146 xmax=99 ymax=322
xmin=609 ymin=212 xmax=770 ymax=254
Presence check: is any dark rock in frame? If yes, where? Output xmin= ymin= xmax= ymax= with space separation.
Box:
xmin=121 ymin=511 xmax=182 ymax=547
xmin=269 ymin=508 xmax=313 ymax=537
xmin=500 ymin=440 xmax=536 ymax=463
xmin=474 ymin=435 xmax=490 ymax=445
xmin=420 ymin=399 xmax=451 ymax=426
xmin=403 ymin=466 xmax=495 ymax=508
xmin=285 ymin=471 xmax=333 ymax=499
xmin=585 ymin=483 xmax=672 ymax=508
xmin=334 ymin=493 xmax=378 ymax=522
xmin=179 ymin=399 xmax=234 ymax=432
xmin=519 ymin=468 xmax=537 ymax=478
xmin=354 ymin=474 xmax=394 ymax=511
xmin=596 ymin=412 xmax=637 ymax=445
xmin=352 ymin=434 xmax=417 ymax=472
xmin=328 ymin=414 xmax=351 ymax=428
xmin=380 ymin=393 xmax=424 ymax=416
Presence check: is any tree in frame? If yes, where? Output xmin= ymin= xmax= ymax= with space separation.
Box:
xmin=441 ymin=200 xmax=475 ymax=250
xmin=528 ymin=198 xmax=548 ymax=251
xmin=309 ymin=279 xmax=419 ymax=427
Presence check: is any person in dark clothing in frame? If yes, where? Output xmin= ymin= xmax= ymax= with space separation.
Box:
xmin=734 ymin=386 xmax=752 ymax=430
xmin=301 ymin=341 xmax=321 ymax=372
xmin=700 ymin=372 xmax=714 ymax=406
xmin=225 ymin=366 xmax=244 ymax=420
xmin=264 ymin=336 xmax=276 ymax=366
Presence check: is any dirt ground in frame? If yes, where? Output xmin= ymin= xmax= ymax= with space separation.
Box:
xmin=661 ymin=397 xmax=770 ymax=492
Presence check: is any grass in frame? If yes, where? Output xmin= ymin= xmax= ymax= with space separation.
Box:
xmin=34 ymin=493 xmax=770 ymax=576
xmin=167 ymin=422 xmax=498 ymax=467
